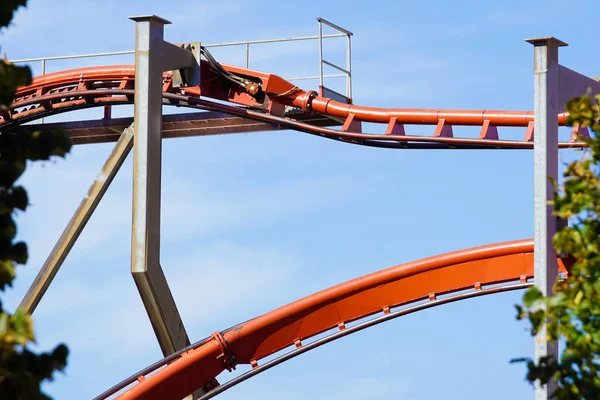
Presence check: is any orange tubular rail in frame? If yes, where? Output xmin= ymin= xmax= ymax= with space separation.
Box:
xmin=1 ymin=63 xmax=587 ymax=150
xmin=103 ymin=239 xmax=569 ymax=400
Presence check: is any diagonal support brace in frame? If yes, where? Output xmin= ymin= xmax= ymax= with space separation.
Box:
xmin=19 ymin=124 xmax=134 ymax=314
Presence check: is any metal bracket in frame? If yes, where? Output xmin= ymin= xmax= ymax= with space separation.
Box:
xmin=211 ymin=331 xmax=237 ymax=372
xmin=172 ymin=42 xmax=201 ymax=88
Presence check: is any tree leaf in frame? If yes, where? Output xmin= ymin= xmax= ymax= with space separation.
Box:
xmin=523 ymin=286 xmax=543 ymax=307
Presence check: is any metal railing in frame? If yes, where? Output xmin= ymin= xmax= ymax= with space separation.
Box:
xmin=318 ymin=17 xmax=353 ymax=100
xmin=10 ymin=18 xmax=353 ymax=94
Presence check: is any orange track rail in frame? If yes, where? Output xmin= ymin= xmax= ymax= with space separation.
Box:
xmin=1 ymin=63 xmax=587 ymax=149
xmin=102 ymin=239 xmax=568 ymax=400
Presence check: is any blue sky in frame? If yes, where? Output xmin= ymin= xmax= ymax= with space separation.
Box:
xmin=2 ymin=0 xmax=599 ymax=399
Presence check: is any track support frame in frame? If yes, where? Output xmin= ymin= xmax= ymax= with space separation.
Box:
xmin=19 ymin=124 xmax=134 ymax=314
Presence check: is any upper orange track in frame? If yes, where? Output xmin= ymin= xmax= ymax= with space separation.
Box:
xmin=10 ymin=64 xmax=548 ymax=126
xmin=102 ymin=239 xmax=568 ymax=400
xmin=1 ymin=63 xmax=585 ymax=149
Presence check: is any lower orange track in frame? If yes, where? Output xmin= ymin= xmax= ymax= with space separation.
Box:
xmin=102 ymin=239 xmax=568 ymax=400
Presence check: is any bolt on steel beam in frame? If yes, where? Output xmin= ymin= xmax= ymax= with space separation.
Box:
xmin=19 ymin=124 xmax=135 ymax=314
xmin=526 ymin=36 xmax=566 ymax=400
xmin=128 ymin=15 xmax=200 ymax=358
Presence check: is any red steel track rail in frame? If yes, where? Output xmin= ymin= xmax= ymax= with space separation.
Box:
xmin=196 ymin=283 xmax=532 ymax=400
xmin=92 ymin=239 xmax=569 ymax=400
xmin=1 ymin=63 xmax=588 ymax=150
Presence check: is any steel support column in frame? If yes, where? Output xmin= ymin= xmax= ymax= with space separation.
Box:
xmin=129 ymin=15 xmax=199 ymax=357
xmin=526 ymin=36 xmax=566 ymax=400
xmin=19 ymin=124 xmax=134 ymax=314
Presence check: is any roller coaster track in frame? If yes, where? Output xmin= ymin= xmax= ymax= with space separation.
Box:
xmin=2 ymin=58 xmax=583 ymax=399
xmin=0 ymin=63 xmax=588 ymax=150
xmin=87 ymin=239 xmax=568 ymax=399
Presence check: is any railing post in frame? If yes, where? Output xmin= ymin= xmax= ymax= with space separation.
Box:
xmin=318 ymin=19 xmax=324 ymax=91
xmin=346 ymin=33 xmax=352 ymax=100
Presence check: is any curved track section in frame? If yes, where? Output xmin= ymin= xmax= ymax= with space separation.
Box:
xmin=197 ymin=282 xmax=531 ymax=400
xmin=1 ymin=64 xmax=586 ymax=150
xmin=97 ymin=239 xmax=569 ymax=400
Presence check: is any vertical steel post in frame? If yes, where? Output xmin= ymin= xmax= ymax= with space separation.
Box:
xmin=129 ymin=15 xmax=191 ymax=356
xmin=526 ymin=36 xmax=567 ymax=400
xmin=19 ymin=125 xmax=134 ymax=314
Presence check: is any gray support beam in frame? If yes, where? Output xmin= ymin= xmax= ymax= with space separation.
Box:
xmin=128 ymin=15 xmax=198 ymax=357
xmin=526 ymin=36 xmax=567 ymax=400
xmin=557 ymin=64 xmax=600 ymax=109
xmin=19 ymin=124 xmax=134 ymax=314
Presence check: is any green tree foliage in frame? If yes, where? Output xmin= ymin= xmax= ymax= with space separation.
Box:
xmin=0 ymin=1 xmax=72 ymax=398
xmin=514 ymin=92 xmax=600 ymax=399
